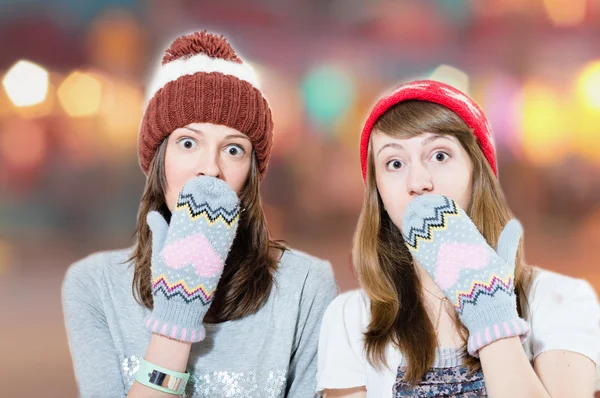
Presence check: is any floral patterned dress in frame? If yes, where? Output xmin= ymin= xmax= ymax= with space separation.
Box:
xmin=393 ymin=365 xmax=487 ymax=397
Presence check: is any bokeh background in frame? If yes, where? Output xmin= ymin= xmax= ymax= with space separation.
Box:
xmin=1 ymin=0 xmax=599 ymax=396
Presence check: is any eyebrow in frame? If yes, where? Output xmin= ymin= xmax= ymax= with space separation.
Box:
xmin=422 ymin=134 xmax=453 ymax=146
xmin=376 ymin=134 xmax=454 ymax=157
xmin=183 ymin=126 xmax=251 ymax=142
xmin=376 ymin=142 xmax=404 ymax=157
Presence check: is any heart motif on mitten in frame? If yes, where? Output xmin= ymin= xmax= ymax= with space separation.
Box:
xmin=434 ymin=243 xmax=490 ymax=290
xmin=162 ymin=233 xmax=223 ymax=278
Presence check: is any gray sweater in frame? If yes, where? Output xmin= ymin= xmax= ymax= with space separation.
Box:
xmin=62 ymin=247 xmax=338 ymax=397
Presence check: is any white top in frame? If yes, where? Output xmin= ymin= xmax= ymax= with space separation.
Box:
xmin=317 ymin=268 xmax=600 ymax=396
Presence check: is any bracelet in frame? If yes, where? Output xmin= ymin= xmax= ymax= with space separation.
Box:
xmin=135 ymin=358 xmax=190 ymax=395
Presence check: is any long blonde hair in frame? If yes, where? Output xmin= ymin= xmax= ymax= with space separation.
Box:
xmin=353 ymin=100 xmax=532 ymax=383
xmin=129 ymin=138 xmax=286 ymax=321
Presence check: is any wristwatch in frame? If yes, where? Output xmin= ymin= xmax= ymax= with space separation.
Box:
xmin=135 ymin=358 xmax=190 ymax=395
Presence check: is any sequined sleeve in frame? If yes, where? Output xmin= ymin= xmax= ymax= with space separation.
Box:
xmin=62 ymin=253 xmax=127 ymax=397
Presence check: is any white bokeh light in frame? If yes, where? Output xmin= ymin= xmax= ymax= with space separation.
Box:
xmin=2 ymin=60 xmax=49 ymax=107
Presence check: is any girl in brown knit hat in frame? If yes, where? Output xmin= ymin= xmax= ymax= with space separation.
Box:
xmin=62 ymin=30 xmax=337 ymax=397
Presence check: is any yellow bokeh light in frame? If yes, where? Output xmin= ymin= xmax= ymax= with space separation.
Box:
xmin=57 ymin=71 xmax=103 ymax=117
xmin=520 ymin=80 xmax=569 ymax=165
xmin=573 ymin=108 xmax=600 ymax=164
xmin=577 ymin=60 xmax=600 ymax=110
xmin=2 ymin=60 xmax=49 ymax=107
xmin=572 ymin=77 xmax=600 ymax=164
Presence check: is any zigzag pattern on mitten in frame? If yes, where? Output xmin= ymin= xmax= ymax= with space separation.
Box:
xmin=152 ymin=274 xmax=215 ymax=304
xmin=455 ymin=274 xmax=513 ymax=314
xmin=176 ymin=193 xmax=239 ymax=227
xmin=403 ymin=196 xmax=459 ymax=251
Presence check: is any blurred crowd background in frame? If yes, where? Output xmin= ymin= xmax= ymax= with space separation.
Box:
xmin=1 ymin=0 xmax=599 ymax=396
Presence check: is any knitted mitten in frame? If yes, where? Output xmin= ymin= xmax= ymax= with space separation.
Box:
xmin=144 ymin=176 xmax=240 ymax=342
xmin=401 ymin=195 xmax=529 ymax=356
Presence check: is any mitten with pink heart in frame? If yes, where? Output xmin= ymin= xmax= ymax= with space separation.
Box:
xmin=144 ymin=176 xmax=240 ymax=343
xmin=401 ymin=195 xmax=529 ymax=356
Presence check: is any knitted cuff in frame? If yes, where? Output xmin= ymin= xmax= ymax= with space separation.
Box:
xmin=145 ymin=300 xmax=206 ymax=343
xmin=462 ymin=301 xmax=530 ymax=357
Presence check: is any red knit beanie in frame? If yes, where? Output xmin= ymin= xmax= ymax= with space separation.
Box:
xmin=360 ymin=80 xmax=497 ymax=181
xmin=138 ymin=31 xmax=273 ymax=179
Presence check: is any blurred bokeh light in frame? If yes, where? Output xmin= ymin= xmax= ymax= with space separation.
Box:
xmin=2 ymin=60 xmax=49 ymax=107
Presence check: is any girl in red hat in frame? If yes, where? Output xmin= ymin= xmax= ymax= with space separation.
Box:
xmin=317 ymin=80 xmax=600 ymax=397
xmin=62 ymin=31 xmax=337 ymax=397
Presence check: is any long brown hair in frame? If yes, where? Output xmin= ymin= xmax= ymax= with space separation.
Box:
xmin=129 ymin=138 xmax=286 ymax=321
xmin=353 ymin=100 xmax=532 ymax=383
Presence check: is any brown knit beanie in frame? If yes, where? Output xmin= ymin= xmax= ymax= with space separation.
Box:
xmin=138 ymin=31 xmax=274 ymax=179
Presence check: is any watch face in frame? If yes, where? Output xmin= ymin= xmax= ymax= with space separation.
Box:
xmin=149 ymin=369 xmax=167 ymax=385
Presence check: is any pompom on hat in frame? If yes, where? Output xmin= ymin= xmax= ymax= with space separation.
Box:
xmin=138 ymin=31 xmax=273 ymax=179
xmin=359 ymin=80 xmax=497 ymax=181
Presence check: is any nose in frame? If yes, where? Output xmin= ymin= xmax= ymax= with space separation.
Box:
xmin=406 ymin=162 xmax=433 ymax=196
xmin=195 ymin=150 xmax=222 ymax=179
